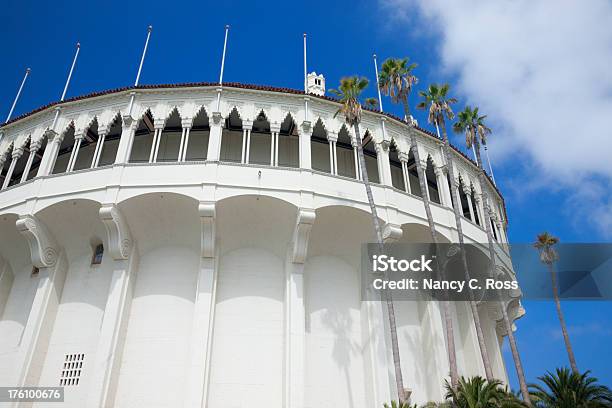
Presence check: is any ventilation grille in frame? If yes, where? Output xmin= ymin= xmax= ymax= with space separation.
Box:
xmin=60 ymin=354 xmax=84 ymax=386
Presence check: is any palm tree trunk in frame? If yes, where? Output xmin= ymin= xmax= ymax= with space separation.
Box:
xmin=353 ymin=122 xmax=406 ymax=403
xmin=471 ymin=137 xmax=532 ymax=406
xmin=548 ymin=263 xmax=579 ymax=373
xmin=434 ymin=126 xmax=495 ymax=382
xmin=402 ymin=95 xmax=411 ymax=122
xmin=409 ymin=131 xmax=459 ymax=390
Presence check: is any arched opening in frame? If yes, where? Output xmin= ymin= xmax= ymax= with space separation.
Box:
xmin=249 ymin=111 xmax=272 ymax=166
xmin=310 ymin=118 xmax=330 ymax=173
xmin=185 ymin=107 xmax=209 ymax=161
xmin=406 ymin=149 xmax=422 ymax=197
xmin=72 ymin=119 xmax=99 ymax=171
xmin=220 ymin=107 xmax=243 ymax=163
xmin=389 ymin=140 xmax=405 ymax=190
xmin=425 ymin=156 xmax=441 ymax=204
xmin=52 ymin=124 xmax=76 ymax=174
xmin=23 ymin=135 xmax=48 ymax=181
xmin=156 ymin=109 xmax=182 ymax=162
xmin=96 ymin=113 xmax=122 ymax=167
xmin=336 ymin=125 xmax=356 ymax=178
xmin=277 ymin=113 xmax=299 ymax=168
xmin=361 ymin=131 xmax=379 ymax=184
xmin=129 ymin=110 xmax=155 ymax=163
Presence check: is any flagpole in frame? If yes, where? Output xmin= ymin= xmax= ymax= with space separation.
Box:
xmin=51 ymin=42 xmax=80 ymax=131
xmin=5 ymin=68 xmax=31 ymax=123
xmin=484 ymin=145 xmax=496 ymax=185
xmin=216 ymin=25 xmax=229 ymax=112
xmin=373 ymin=54 xmax=384 ymax=112
xmin=127 ymin=25 xmax=153 ymax=116
xmin=303 ymin=33 xmax=309 ymax=122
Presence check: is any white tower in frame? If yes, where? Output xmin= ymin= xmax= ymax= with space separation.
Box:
xmin=307 ymin=72 xmax=325 ymax=96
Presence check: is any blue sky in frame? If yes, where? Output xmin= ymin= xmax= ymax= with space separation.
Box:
xmin=1 ymin=0 xmax=610 ymax=393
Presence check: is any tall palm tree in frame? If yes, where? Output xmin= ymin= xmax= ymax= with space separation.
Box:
xmin=533 ymin=233 xmax=579 ymax=373
xmin=378 ymin=57 xmax=418 ymax=121
xmin=365 ymin=97 xmax=379 ymax=110
xmin=330 ymin=76 xmax=407 ymax=403
xmin=454 ymin=106 xmax=532 ymax=406
xmin=529 ymin=368 xmax=612 ymax=407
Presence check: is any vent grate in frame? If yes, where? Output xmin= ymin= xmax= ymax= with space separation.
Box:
xmin=60 ymin=353 xmax=84 ymax=386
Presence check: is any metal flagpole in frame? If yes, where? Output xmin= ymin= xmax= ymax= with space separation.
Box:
xmin=303 ymin=33 xmax=309 ymax=122
xmin=5 ymin=68 xmax=31 ymax=123
xmin=51 ymin=42 xmax=80 ymax=131
xmin=215 ymin=25 xmax=230 ymax=112
xmin=484 ymin=144 xmax=496 ymax=185
xmin=127 ymin=25 xmax=153 ymax=116
xmin=373 ymin=54 xmax=384 ymax=112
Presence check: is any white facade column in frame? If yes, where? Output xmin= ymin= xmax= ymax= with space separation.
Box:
xmin=464 ymin=185 xmax=476 ymax=223
xmin=284 ymin=209 xmax=315 ymax=408
xmin=150 ymin=119 xmax=165 ymax=163
xmin=207 ymin=112 xmax=223 ymax=162
xmin=91 ymin=128 xmax=108 ymax=168
xmin=375 ymin=141 xmax=392 ymax=187
xmin=243 ymin=120 xmax=253 ymax=164
xmin=419 ymin=160 xmax=431 ymax=201
xmin=86 ymin=204 xmax=137 ymax=408
xmin=2 ymin=147 xmax=23 ymax=189
xmin=66 ymin=132 xmax=83 ymax=172
xmin=179 ymin=118 xmax=193 ymax=162
xmin=399 ymin=152 xmax=410 ymax=194
xmin=241 ymin=129 xmax=247 ymax=163
xmin=327 ymin=131 xmax=337 ymax=175
xmin=20 ymin=140 xmax=40 ymax=183
xmin=13 ymin=215 xmax=66 ymax=392
xmin=115 ymin=115 xmax=138 ymax=164
xmin=0 ymin=256 xmax=14 ymax=319
xmin=434 ymin=166 xmax=448 ymax=205
xmin=0 ymin=155 xmax=6 ymax=185
xmin=474 ymin=193 xmax=485 ymax=229
xmin=298 ymin=121 xmax=312 ymax=169
xmin=185 ymin=202 xmax=217 ymax=408
xmin=270 ymin=123 xmax=281 ymax=167
xmin=352 ymin=140 xmax=361 ymax=180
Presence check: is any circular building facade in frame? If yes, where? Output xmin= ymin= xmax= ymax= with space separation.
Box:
xmin=0 ymin=82 xmax=521 ymax=407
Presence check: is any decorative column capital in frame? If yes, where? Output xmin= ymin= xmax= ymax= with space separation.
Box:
xmin=12 ymin=146 xmax=24 ymax=159
xmin=292 ymin=208 xmax=316 ymax=264
xmin=418 ymin=159 xmax=429 ymax=170
xmin=16 ymin=215 xmax=59 ymax=268
xmin=462 ymin=182 xmax=472 ymax=195
xmin=434 ymin=165 xmax=444 ymax=178
xmin=374 ymin=141 xmax=389 ymax=154
xmin=44 ymin=129 xmax=61 ymax=144
xmin=383 ymin=223 xmax=403 ymax=243
xmin=270 ymin=122 xmax=282 ymax=134
xmin=242 ymin=120 xmax=253 ymax=131
xmin=121 ymin=114 xmax=135 ymax=128
xmin=199 ymin=202 xmax=216 ymax=258
xmin=99 ymin=204 xmax=133 ymax=260
xmin=211 ymin=112 xmax=223 ymax=125
xmin=153 ymin=118 xmax=166 ymax=130
xmin=181 ymin=117 xmax=194 ymax=129
xmin=300 ymin=120 xmax=312 ymax=134
xmin=398 ymin=151 xmax=410 ymax=163
xmin=327 ymin=130 xmax=338 ymax=143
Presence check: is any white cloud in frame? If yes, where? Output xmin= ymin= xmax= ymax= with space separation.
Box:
xmin=380 ymin=0 xmax=612 ymax=237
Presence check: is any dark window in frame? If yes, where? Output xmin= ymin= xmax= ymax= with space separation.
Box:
xmin=31 ymin=266 xmax=39 ymax=276
xmin=91 ymin=244 xmax=104 ymax=265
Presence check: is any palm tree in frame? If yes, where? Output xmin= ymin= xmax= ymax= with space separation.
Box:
xmin=533 ymin=233 xmax=579 ymax=373
xmin=365 ymin=97 xmax=379 ymax=110
xmin=378 ymin=57 xmax=418 ymax=121
xmin=445 ymin=376 xmax=527 ymax=408
xmin=529 ymin=368 xmax=612 ymax=407
xmin=454 ymin=105 xmax=532 ymax=406
xmin=384 ymin=400 xmax=418 ymax=408
xmin=330 ymin=76 xmax=407 ymax=403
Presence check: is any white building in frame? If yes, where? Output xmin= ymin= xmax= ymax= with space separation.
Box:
xmin=0 ymin=81 xmax=523 ymax=407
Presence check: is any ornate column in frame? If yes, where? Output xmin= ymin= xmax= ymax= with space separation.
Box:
xmin=434 ymin=166 xmax=448 ymax=205
xmin=473 ymin=193 xmax=485 ymax=229
xmin=114 ymin=114 xmax=138 ymax=164
xmin=66 ymin=131 xmax=84 ymax=172
xmin=20 ymin=140 xmax=41 ymax=183
xmin=1 ymin=146 xmax=24 ymax=189
xmin=243 ymin=120 xmax=253 ymax=164
xmin=284 ymin=209 xmax=315 ymax=408
xmin=13 ymin=215 xmax=66 ymax=390
xmin=184 ymin=202 xmax=217 ymax=408
xmin=271 ymin=123 xmax=281 ymax=167
xmin=207 ymin=112 xmax=224 ymax=162
xmin=375 ymin=141 xmax=392 ymax=186
xmin=179 ymin=117 xmax=193 ymax=162
xmin=0 ymin=256 xmax=13 ymax=319
xmin=327 ymin=130 xmax=338 ymax=175
xmin=298 ymin=121 xmax=312 ymax=170
xmin=418 ymin=160 xmax=431 ymax=201
xmin=464 ymin=184 xmax=476 ymax=222
xmin=0 ymin=155 xmax=6 ymax=184
xmin=86 ymin=204 xmax=137 ymax=408
xmin=352 ymin=139 xmax=361 ymax=180
xmin=91 ymin=126 xmax=108 ymax=168
xmin=150 ymin=118 xmax=166 ymax=163
xmin=399 ymin=152 xmax=411 ymax=194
